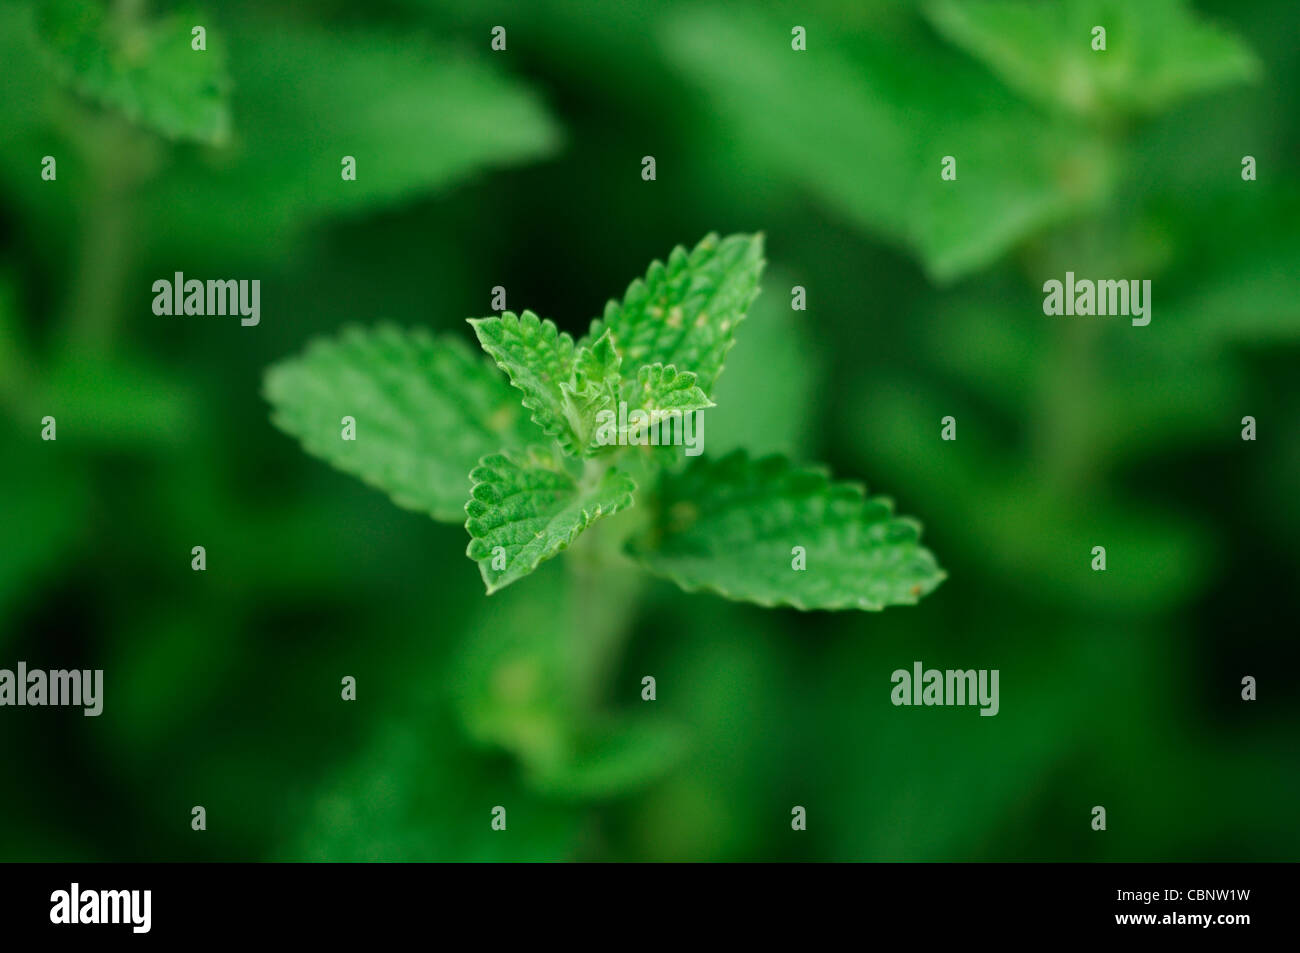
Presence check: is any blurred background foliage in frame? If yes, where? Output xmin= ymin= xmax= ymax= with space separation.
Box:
xmin=0 ymin=0 xmax=1296 ymax=861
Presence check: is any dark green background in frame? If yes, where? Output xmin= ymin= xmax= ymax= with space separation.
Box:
xmin=1 ymin=0 xmax=1296 ymax=860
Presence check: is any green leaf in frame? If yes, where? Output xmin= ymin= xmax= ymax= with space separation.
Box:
xmin=560 ymin=329 xmax=623 ymax=456
xmin=926 ymin=0 xmax=1261 ymax=120
xmin=144 ymin=20 xmax=562 ymax=252
xmin=33 ymin=0 xmax=230 ymax=144
xmin=527 ymin=715 xmax=688 ymax=800
xmin=572 ymin=328 xmax=622 ymax=387
xmin=623 ymin=364 xmax=713 ymax=416
xmin=465 ymin=447 xmax=636 ymax=594
xmin=264 ymin=325 xmax=535 ymax=523
xmin=1161 ymin=188 xmax=1300 ymax=348
xmin=283 ymin=712 xmax=584 ymax=861
xmin=451 ymin=562 xmax=686 ymax=798
xmin=604 ymin=363 xmax=714 ymax=461
xmin=663 ymin=10 xmax=1114 ymax=283
xmin=842 ymin=377 xmax=1209 ymax=614
xmin=585 ymin=233 xmax=765 ymax=396
xmin=469 ymin=311 xmax=583 ymax=453
xmin=630 ymin=452 xmax=945 ymax=611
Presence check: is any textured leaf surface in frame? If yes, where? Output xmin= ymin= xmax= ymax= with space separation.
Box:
xmin=470 ymin=311 xmax=582 ymax=454
xmin=663 ymin=11 xmax=1113 ymax=282
xmin=562 ymin=329 xmax=623 ymax=456
xmin=926 ymin=0 xmax=1260 ymax=119
xmin=264 ymin=326 xmax=535 ymax=523
xmin=630 ymin=452 xmax=944 ymax=611
xmin=33 ymin=0 xmax=231 ymax=144
xmin=466 ymin=447 xmax=636 ymax=593
xmin=623 ymin=364 xmax=712 ymax=415
xmin=586 ymin=233 xmax=764 ymax=396
xmin=572 ymin=329 xmax=622 ymax=387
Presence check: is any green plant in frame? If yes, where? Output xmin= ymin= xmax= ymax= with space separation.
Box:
xmin=265 ymin=232 xmax=944 ymax=612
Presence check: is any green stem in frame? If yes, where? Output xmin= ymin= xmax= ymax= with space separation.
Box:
xmin=1023 ymin=126 xmax=1130 ymax=494
xmin=59 ymin=2 xmax=154 ymax=355
xmin=565 ymin=505 xmax=645 ymax=711
xmin=1035 ymin=316 xmax=1102 ymax=491
xmin=61 ymin=134 xmax=136 ymax=354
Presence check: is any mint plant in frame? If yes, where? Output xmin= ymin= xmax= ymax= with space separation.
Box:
xmin=265 ymin=233 xmax=944 ymax=611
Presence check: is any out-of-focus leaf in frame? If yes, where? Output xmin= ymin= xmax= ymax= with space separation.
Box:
xmin=265 ymin=325 xmax=536 ymax=523
xmin=32 ymin=0 xmax=231 ymax=144
xmin=146 ymin=21 xmax=562 ymax=252
xmin=527 ymin=715 xmax=687 ymax=799
xmin=920 ymin=284 xmax=1245 ymax=465
xmin=630 ymin=451 xmax=945 ymax=611
xmin=0 ymin=7 xmax=88 ymax=233
xmin=283 ymin=713 xmax=584 ymax=861
xmin=452 ymin=562 xmax=686 ymax=799
xmin=926 ymin=0 xmax=1260 ymax=120
xmin=844 ymin=378 xmax=1211 ymax=613
xmin=1159 ymin=189 xmax=1300 ymax=347
xmin=618 ymin=597 xmax=796 ymax=861
xmin=663 ymin=10 xmax=1114 ymax=282
xmin=452 ymin=570 xmax=576 ymax=768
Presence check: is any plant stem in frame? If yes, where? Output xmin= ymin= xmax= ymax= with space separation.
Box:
xmin=566 ymin=511 xmax=645 ymax=711
xmin=1036 ymin=316 xmax=1102 ymax=491
xmin=61 ymin=130 xmax=137 ymax=355
xmin=59 ymin=2 xmax=154 ymax=355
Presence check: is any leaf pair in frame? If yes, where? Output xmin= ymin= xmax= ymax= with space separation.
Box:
xmin=461 ymin=233 xmax=761 ymax=591
xmin=468 ymin=229 xmax=762 ymax=457
xmin=467 ymin=315 xmax=711 ymax=458
xmin=266 ymin=233 xmax=945 ymax=610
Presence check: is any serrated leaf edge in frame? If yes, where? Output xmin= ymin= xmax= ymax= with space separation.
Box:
xmin=629 ymin=451 xmax=946 ymax=611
